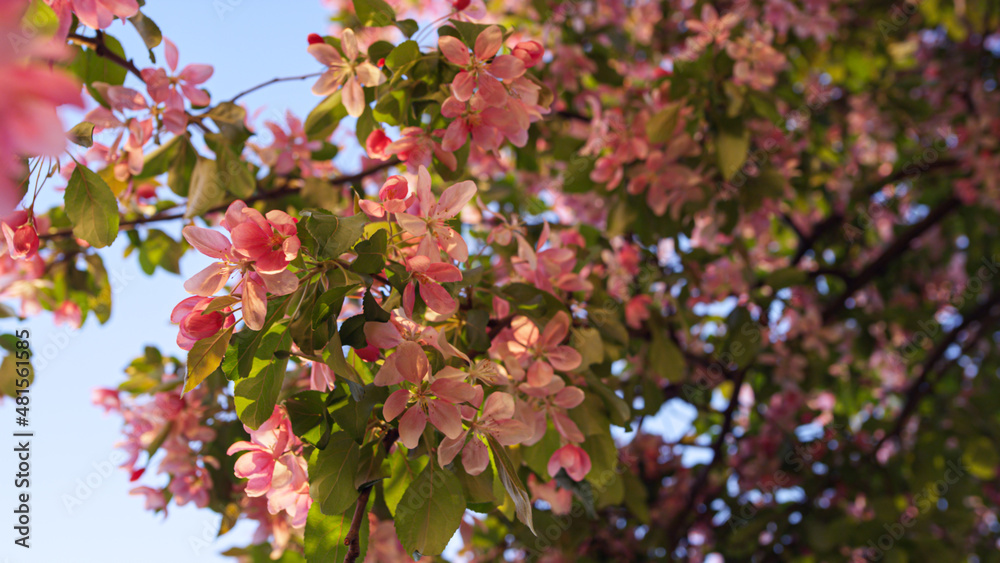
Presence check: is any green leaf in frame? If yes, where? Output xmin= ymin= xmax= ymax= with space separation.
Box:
xmin=353 ymin=0 xmax=396 ymax=26
xmin=65 ymin=166 xmax=120 ymax=248
xmin=234 ymin=322 xmax=293 ymax=429
xmin=68 ymin=122 xmax=95 ymax=148
xmin=649 ymin=329 xmax=685 ymax=383
xmin=304 ymin=502 xmax=368 ymax=563
xmin=394 ymin=462 xmax=466 ymax=558
xmin=214 ymin=139 xmax=256 ymax=199
xmin=286 ymin=390 xmax=331 ymax=448
xmin=352 ymin=229 xmax=388 ymax=274
xmin=384 ymin=450 xmax=427 ymax=517
xmin=84 ymin=254 xmax=112 ymax=324
xmin=309 ymin=432 xmax=361 ymax=515
xmin=128 ymin=10 xmax=162 ymax=50
xmin=386 ymin=40 xmax=420 ymax=71
xmin=330 ymin=384 xmax=385 ymax=443
xmin=303 ymin=212 xmax=366 ymax=260
xmin=184 ymin=326 xmax=233 ymax=393
xmin=362 ymin=289 xmax=390 ymax=323
xmin=646 ymin=104 xmax=681 ymax=144
xmin=488 ymin=435 xmax=536 ymax=534
xmin=716 ymin=123 xmax=750 ymax=181
xmin=135 ymin=135 xmax=183 ymax=179
xmin=339 ymin=314 xmax=367 ymax=349
xmin=323 ymin=332 xmax=364 ymax=385
xmin=167 ymin=136 xmax=197 ymax=196
xmin=69 ymin=34 xmax=127 ymax=86
xmin=304 ymin=91 xmax=347 ymax=141
xmin=137 ymin=229 xmax=183 ymax=275
xmin=394 ymin=19 xmax=419 ymax=38
xmin=184 ymin=157 xmax=227 ymax=219
xmin=222 ymin=298 xmax=290 ymax=380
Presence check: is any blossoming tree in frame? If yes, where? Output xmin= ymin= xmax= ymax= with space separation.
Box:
xmin=4 ymin=0 xmax=1000 ymax=560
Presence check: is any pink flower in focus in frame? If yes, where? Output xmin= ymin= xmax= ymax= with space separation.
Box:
xmin=547 ymin=443 xmax=592 ymax=482
xmin=377 ymin=341 xmax=475 ymax=449
xmin=308 ymin=28 xmax=386 ymax=117
xmin=227 ymin=406 xmax=312 ymax=528
xmin=395 ymin=166 xmax=477 ymax=263
xmin=170 ymin=296 xmax=236 ymax=351
xmin=402 ymin=255 xmax=463 ymax=317
xmin=440 ymin=95 xmax=505 ymax=153
xmin=438 ymin=26 xmax=525 ymax=107
xmin=503 ymin=311 xmax=582 ymax=387
xmin=437 ymin=392 xmax=531 ymax=474
xmin=359 ymin=175 xmax=412 ymax=219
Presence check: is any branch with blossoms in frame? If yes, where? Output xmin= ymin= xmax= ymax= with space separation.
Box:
xmin=4 ymin=0 xmax=1000 ymax=561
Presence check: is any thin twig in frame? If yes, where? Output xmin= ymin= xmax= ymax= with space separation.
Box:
xmin=67 ymin=31 xmax=144 ymax=80
xmin=227 ymin=72 xmax=324 ymax=104
xmin=38 ymin=158 xmax=399 ymax=241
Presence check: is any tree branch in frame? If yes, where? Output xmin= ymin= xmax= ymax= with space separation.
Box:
xmin=822 ymin=196 xmax=961 ymax=322
xmin=874 ymin=290 xmax=1000 ymax=453
xmin=67 ymin=31 xmax=144 ymax=80
xmin=343 ymin=487 xmax=372 ymax=563
xmin=38 ymin=158 xmax=399 ymax=241
xmin=227 ymin=72 xmax=324 ymax=104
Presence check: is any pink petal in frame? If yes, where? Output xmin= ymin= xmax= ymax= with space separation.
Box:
xmin=428 ymin=399 xmax=463 ymax=439
xmin=437 ymin=432 xmax=467 ymax=467
xmin=241 ymin=276 xmax=268 ymax=330
xmin=182 ymin=226 xmax=232 ymax=259
xmin=393 ymin=341 xmax=431 ymax=385
xmin=398 ymin=407 xmax=427 ymax=449
xmin=164 ymin=37 xmax=179 ymax=72
xmin=383 ymin=389 xmax=411 ymax=421
xmin=435 ymin=180 xmax=477 ymax=219
xmin=488 ymin=55 xmax=526 ymax=80
xmin=179 ymin=64 xmax=214 ymax=85
xmin=342 ymin=75 xmax=365 ymax=118
xmin=419 ymin=281 xmax=457 ymax=317
xmin=473 ymin=25 xmax=503 ymax=61
xmin=438 ymin=36 xmax=471 ymax=67
xmin=526 ymin=361 xmax=554 ymax=387
xmin=308 ymin=43 xmax=343 ymax=66
xmin=548 ymin=346 xmax=582 ymax=372
xmin=552 ymin=386 xmax=585 ymax=409
xmin=183 ymin=262 xmax=232 ymax=296
xmin=462 ymin=437 xmax=490 ymax=475
xmin=451 ymin=71 xmax=476 ymax=102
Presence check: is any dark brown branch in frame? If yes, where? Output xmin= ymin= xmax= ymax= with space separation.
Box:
xmin=38 ymin=159 xmax=399 ymax=241
xmin=227 ymin=72 xmax=324 ymax=104
xmin=343 ymin=486 xmax=372 ymax=563
xmin=822 ymin=196 xmax=961 ymax=322
xmin=665 ymin=365 xmax=749 ymax=551
xmin=874 ymin=291 xmax=1000 ymax=453
xmin=67 ymin=31 xmax=144 ymax=80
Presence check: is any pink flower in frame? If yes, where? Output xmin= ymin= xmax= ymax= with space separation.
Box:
xmin=255 ymin=111 xmax=324 ymax=177
xmin=130 ymin=486 xmax=167 ymax=512
xmin=227 ymin=407 xmax=312 ymax=528
xmin=365 ymin=129 xmax=391 ymax=160
xmin=625 ymin=295 xmax=653 ymax=329
xmin=92 ymin=387 xmax=121 ymax=414
xmin=53 ymin=300 xmax=82 ymax=328
xmin=309 ymin=361 xmax=336 ymax=392
xmin=437 ymin=392 xmax=531 ymax=474
xmin=385 ymin=127 xmax=457 ymax=171
xmin=170 ymin=296 xmax=235 ymax=351
xmin=402 ymin=256 xmax=463 ymax=317
xmin=517 ymin=377 xmax=585 ymax=443
xmin=363 ymin=308 xmax=467 ymax=360
xmin=682 ymin=4 xmax=741 ymax=59
xmin=359 ymin=175 xmax=412 ymax=219
xmin=528 ymin=474 xmax=572 ymax=515
xmin=2 ymin=220 xmax=38 ymax=260
xmin=377 ymin=341 xmax=475 ymax=449
xmin=503 ymin=311 xmax=582 ymax=387
xmin=45 ymin=0 xmax=138 ymax=31
xmin=440 ymin=95 xmax=505 ymax=153
xmin=308 ymin=28 xmax=386 ymax=117
xmin=547 ymin=444 xmax=592 ymax=482
xmin=141 ymin=38 xmax=214 ymax=107
xmin=438 ymin=25 xmax=525 ymax=107
xmin=181 ymin=201 xmax=300 ymax=330
xmin=511 ymin=41 xmax=544 ymax=68
xmin=395 ymin=166 xmax=477 ymax=262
